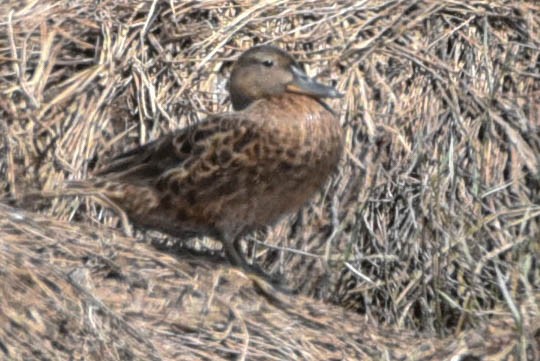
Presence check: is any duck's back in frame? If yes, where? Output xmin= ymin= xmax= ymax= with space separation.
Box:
xmin=93 ymin=94 xmax=342 ymax=239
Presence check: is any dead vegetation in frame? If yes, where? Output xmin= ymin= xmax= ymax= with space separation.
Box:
xmin=0 ymin=203 xmax=538 ymax=360
xmin=0 ymin=0 xmax=539 ymax=360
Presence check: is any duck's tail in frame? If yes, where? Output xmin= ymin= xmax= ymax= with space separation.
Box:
xmin=62 ymin=179 xmax=100 ymax=193
xmin=14 ymin=180 xmax=134 ymax=236
xmin=18 ymin=180 xmax=101 ymax=205
xmin=63 ymin=180 xmax=102 ymax=195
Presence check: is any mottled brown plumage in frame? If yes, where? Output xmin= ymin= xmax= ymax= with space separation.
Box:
xmin=77 ymin=45 xmax=343 ymax=280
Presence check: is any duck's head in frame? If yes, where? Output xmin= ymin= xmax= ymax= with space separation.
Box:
xmin=229 ymin=45 xmax=342 ymax=111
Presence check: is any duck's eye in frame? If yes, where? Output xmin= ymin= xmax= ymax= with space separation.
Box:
xmin=262 ymin=59 xmax=274 ymax=67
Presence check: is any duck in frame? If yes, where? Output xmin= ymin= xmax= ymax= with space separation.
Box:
xmin=72 ymin=45 xmax=344 ymax=283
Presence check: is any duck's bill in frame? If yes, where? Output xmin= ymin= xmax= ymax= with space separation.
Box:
xmin=286 ymin=65 xmax=343 ymax=99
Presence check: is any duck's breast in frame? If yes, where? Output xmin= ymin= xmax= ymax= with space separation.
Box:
xmin=227 ymin=94 xmax=343 ymax=228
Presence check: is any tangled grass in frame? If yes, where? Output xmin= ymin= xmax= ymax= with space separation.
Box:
xmin=1 ymin=0 xmax=539 ymax=359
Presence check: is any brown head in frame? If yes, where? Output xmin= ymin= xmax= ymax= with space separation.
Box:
xmin=229 ymin=45 xmax=342 ymax=111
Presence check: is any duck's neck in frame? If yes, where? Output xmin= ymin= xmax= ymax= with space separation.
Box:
xmin=231 ymin=92 xmax=255 ymax=111
xmin=234 ymin=93 xmax=335 ymax=115
xmin=240 ymin=94 xmax=339 ymax=141
xmin=265 ymin=94 xmax=334 ymax=119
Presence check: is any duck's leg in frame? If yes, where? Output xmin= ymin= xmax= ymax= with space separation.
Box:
xmin=222 ymin=237 xmax=251 ymax=271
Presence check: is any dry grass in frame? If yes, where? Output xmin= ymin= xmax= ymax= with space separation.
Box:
xmin=1 ymin=0 xmax=539 ymax=359
xmin=0 ymin=202 xmax=537 ymax=360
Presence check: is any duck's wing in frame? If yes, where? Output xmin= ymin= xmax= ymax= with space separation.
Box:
xmin=92 ymin=113 xmax=258 ymax=187
xmin=92 ymin=134 xmax=178 ymax=184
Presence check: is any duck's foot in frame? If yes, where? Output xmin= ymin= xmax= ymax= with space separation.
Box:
xmin=248 ymin=273 xmax=296 ymax=307
xmin=245 ymin=263 xmax=296 ymax=295
xmin=222 ymin=239 xmax=295 ymax=295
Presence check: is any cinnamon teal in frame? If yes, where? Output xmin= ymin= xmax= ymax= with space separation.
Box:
xmin=73 ymin=45 xmax=343 ymax=284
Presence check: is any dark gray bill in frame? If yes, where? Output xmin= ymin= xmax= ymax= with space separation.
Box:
xmin=286 ymin=65 xmax=343 ymax=98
